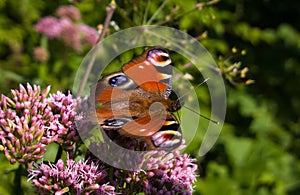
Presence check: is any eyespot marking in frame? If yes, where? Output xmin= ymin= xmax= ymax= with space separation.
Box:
xmin=109 ymin=75 xmax=129 ymax=87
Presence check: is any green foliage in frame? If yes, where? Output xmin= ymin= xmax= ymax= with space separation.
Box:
xmin=0 ymin=0 xmax=299 ymax=194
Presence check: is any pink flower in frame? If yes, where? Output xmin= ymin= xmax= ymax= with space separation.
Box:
xmin=57 ymin=17 xmax=82 ymax=51
xmin=141 ymin=149 xmax=197 ymax=194
xmin=33 ymin=47 xmax=49 ymax=62
xmin=28 ymin=158 xmax=113 ymax=194
xmin=79 ymin=24 xmax=99 ymax=45
xmin=84 ymin=143 xmax=198 ymax=194
xmin=35 ymin=17 xmax=82 ymax=51
xmin=0 ymin=84 xmax=87 ymax=163
xmin=35 ymin=6 xmax=98 ymax=51
xmin=46 ymin=91 xmax=83 ymax=151
xmin=56 ymin=5 xmax=81 ymax=21
xmin=0 ymin=84 xmax=54 ymax=164
xmin=35 ymin=17 xmax=61 ymax=38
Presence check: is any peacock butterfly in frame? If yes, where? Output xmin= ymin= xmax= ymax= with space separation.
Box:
xmin=93 ymin=46 xmax=183 ymax=150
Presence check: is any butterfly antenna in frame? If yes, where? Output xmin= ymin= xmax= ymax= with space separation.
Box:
xmin=176 ymin=77 xmax=218 ymax=124
xmin=177 ymin=78 xmax=210 ymax=101
xmin=183 ymin=105 xmax=219 ymax=124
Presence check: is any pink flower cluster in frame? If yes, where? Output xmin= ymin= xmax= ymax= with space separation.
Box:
xmin=56 ymin=5 xmax=81 ymax=21
xmin=0 ymin=84 xmax=54 ymax=164
xmin=46 ymin=91 xmax=83 ymax=151
xmin=28 ymin=158 xmax=115 ymax=195
xmin=34 ymin=47 xmax=49 ymax=62
xmin=29 ymin=145 xmax=197 ymax=194
xmin=0 ymin=84 xmax=84 ymax=164
xmin=143 ymin=150 xmax=197 ymax=194
xmin=85 ymin=142 xmax=198 ymax=194
xmin=35 ymin=5 xmax=98 ymax=51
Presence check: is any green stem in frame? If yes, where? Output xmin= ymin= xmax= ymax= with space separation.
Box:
xmin=156 ymin=0 xmax=220 ymax=26
xmin=13 ymin=164 xmax=24 ymax=195
xmin=115 ymin=6 xmax=137 ymax=26
xmin=146 ymin=0 xmax=170 ymax=25
xmin=55 ymin=145 xmax=63 ymax=163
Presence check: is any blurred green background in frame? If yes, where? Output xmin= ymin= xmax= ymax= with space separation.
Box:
xmin=0 ymin=0 xmax=299 ymax=194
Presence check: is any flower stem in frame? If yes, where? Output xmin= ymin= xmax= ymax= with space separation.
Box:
xmin=55 ymin=145 xmax=63 ymax=163
xmin=76 ymin=0 xmax=116 ymax=97
xmin=13 ymin=164 xmax=24 ymax=195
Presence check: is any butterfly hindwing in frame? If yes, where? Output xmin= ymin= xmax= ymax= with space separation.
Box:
xmin=120 ymin=113 xmax=181 ymax=149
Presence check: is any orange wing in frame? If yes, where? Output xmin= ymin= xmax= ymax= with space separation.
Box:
xmin=120 ymin=113 xmax=166 ymax=137
xmin=118 ymin=113 xmax=181 ymax=149
xmin=122 ymin=47 xmax=173 ymax=96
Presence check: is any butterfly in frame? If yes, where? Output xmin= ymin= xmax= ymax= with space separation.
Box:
xmin=93 ymin=47 xmax=183 ymax=150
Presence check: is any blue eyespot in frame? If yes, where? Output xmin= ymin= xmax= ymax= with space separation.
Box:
xmin=109 ymin=75 xmax=128 ymax=87
xmin=104 ymin=118 xmax=130 ymax=127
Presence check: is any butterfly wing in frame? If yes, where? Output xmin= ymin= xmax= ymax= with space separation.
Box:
xmin=92 ymin=72 xmax=137 ymax=123
xmin=119 ymin=112 xmax=181 ymax=149
xmin=122 ymin=47 xmax=173 ymax=97
xmin=92 ymin=47 xmax=182 ymax=150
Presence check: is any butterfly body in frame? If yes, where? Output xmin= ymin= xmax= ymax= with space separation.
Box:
xmin=93 ymin=47 xmax=182 ymax=150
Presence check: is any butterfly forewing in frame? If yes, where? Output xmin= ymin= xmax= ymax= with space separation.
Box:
xmin=122 ymin=47 xmax=173 ymax=96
